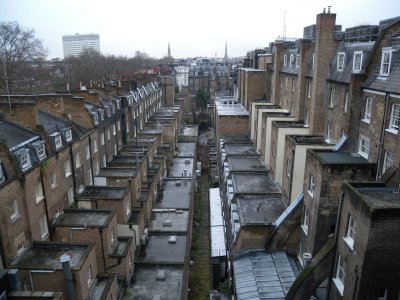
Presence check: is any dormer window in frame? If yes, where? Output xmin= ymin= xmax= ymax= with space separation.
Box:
xmin=353 ymin=51 xmax=363 ymax=72
xmin=50 ymin=133 xmax=63 ymax=150
xmin=62 ymin=128 xmax=72 ymax=142
xmin=296 ymin=54 xmax=300 ymax=67
xmin=92 ymin=112 xmax=99 ymax=125
xmin=99 ymin=109 xmax=104 ymax=120
xmin=337 ymin=52 xmax=345 ymax=71
xmin=32 ymin=141 xmax=46 ymax=161
xmin=290 ymin=54 xmax=295 ymax=65
xmin=105 ymin=106 xmax=111 ymax=117
xmin=111 ymin=104 xmax=116 ymax=114
xmin=283 ymin=55 xmax=287 ymax=66
xmin=380 ymin=48 xmax=392 ymax=76
xmin=15 ymin=148 xmax=31 ymax=171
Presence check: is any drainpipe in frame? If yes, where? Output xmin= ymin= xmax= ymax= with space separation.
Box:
xmin=98 ymin=227 xmax=107 ymax=273
xmin=29 ymin=269 xmax=56 ymax=292
xmin=375 ymin=92 xmax=390 ymax=180
xmin=0 ymin=235 xmax=7 ymax=268
xmin=88 ymin=135 xmax=94 ymax=185
xmin=39 ymin=169 xmax=52 ymax=240
xmin=68 ymin=145 xmax=78 ymax=207
xmin=60 ymin=253 xmax=75 ymax=300
xmin=129 ymin=225 xmax=138 ymax=258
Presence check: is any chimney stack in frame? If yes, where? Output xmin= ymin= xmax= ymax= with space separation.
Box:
xmin=60 ymin=253 xmax=75 ymax=300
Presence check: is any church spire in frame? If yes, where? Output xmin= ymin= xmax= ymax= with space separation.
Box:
xmin=167 ymin=42 xmax=171 ymax=58
xmin=224 ymin=40 xmax=228 ymax=61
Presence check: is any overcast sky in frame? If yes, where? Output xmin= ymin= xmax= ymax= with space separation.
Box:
xmin=1 ymin=0 xmax=399 ymax=59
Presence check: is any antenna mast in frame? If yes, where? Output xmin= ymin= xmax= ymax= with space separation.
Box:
xmin=283 ymin=10 xmax=287 ymax=41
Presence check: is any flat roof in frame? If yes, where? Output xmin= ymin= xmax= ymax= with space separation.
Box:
xmin=141 ymin=127 xmax=163 ymax=134
xmin=209 ymin=188 xmax=226 ymax=258
xmin=89 ymin=275 xmax=116 ymax=300
xmin=236 ymin=196 xmax=286 ymax=225
xmin=289 ymin=135 xmax=327 ymax=145
xmin=79 ymin=186 xmax=128 ymax=200
xmin=169 ymin=158 xmax=194 ymax=178
xmin=11 ymin=242 xmax=93 ymax=270
xmin=233 ymin=250 xmax=299 ymax=300
xmin=176 ymin=142 xmax=196 ymax=157
xmin=215 ymin=102 xmax=249 ymax=116
xmin=231 ymin=173 xmax=281 ymax=195
xmin=111 ymin=237 xmax=132 ymax=257
xmin=136 ymin=234 xmax=187 ymax=264
xmin=221 ymin=134 xmax=252 ymax=144
xmin=155 ymin=179 xmax=192 ymax=209
xmin=182 ymin=126 xmax=198 ymax=137
xmin=311 ymin=150 xmax=372 ymax=165
xmin=150 ymin=209 xmax=189 ymax=232
xmin=53 ymin=209 xmax=115 ymax=227
xmin=348 ymin=183 xmax=400 ymax=210
xmin=96 ymin=167 xmax=138 ymax=178
xmin=224 ymin=144 xmax=259 ymax=156
xmin=227 ymin=156 xmax=267 ymax=172
xmin=108 ymin=155 xmax=145 ymax=165
xmin=128 ymin=266 xmax=184 ymax=300
xmin=273 ymin=121 xmax=307 ymax=128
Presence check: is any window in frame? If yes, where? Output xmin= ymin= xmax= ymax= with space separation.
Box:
xmin=67 ymin=187 xmax=74 ymax=206
xmin=380 ymin=48 xmax=392 ymax=76
xmin=286 ymin=158 xmax=291 ymax=177
xmin=326 ymin=120 xmax=332 ymax=142
xmin=329 ymin=88 xmax=335 ymax=107
xmin=50 ymin=172 xmax=57 ymax=190
xmin=65 ymin=130 xmax=72 ymax=142
xmin=55 ymin=135 xmax=62 ymax=149
xmin=93 ymin=139 xmax=98 ymax=153
xmin=87 ymin=169 xmax=92 ymax=185
xmin=353 ymin=51 xmax=363 ymax=72
xmin=35 ymin=183 xmax=44 ymax=203
xmin=389 ymin=103 xmax=400 ymax=132
xmin=333 ymin=255 xmax=346 ymax=295
xmin=16 ymin=240 xmax=25 ymax=256
xmin=0 ymin=160 xmax=4 ymax=183
xmin=312 ymin=53 xmax=315 ymax=68
xmin=126 ymin=200 xmax=131 ymax=216
xmin=343 ymin=215 xmax=355 ymax=250
xmin=111 ymin=227 xmax=115 ymax=246
xmin=337 ymin=52 xmax=345 ymax=71
xmin=107 ymin=129 xmax=110 ymax=140
xmin=75 ymin=153 xmax=81 ymax=168
xmin=290 ymin=54 xmax=295 ymax=65
xmin=343 ymin=92 xmax=349 ymax=113
xmin=283 ymin=55 xmax=287 ymax=66
xmin=10 ymin=199 xmax=20 ymax=222
xmin=307 ymin=82 xmax=311 ymax=99
xmin=64 ymin=160 xmax=72 ymax=177
xmin=308 ymin=174 xmax=315 ymax=197
xmin=19 ymin=151 xmax=31 ymax=170
xmin=94 ymin=160 xmax=99 ymax=175
xmin=302 ymin=206 xmax=310 ymax=235
xmin=304 ymin=109 xmax=309 ymax=127
xmin=102 ymin=154 xmax=107 ymax=167
xmin=126 ymin=121 xmax=130 ymax=133
xmin=101 ymin=133 xmax=105 ymax=145
xmin=382 ymin=151 xmax=394 ymax=174
xmin=358 ymin=135 xmax=370 ymax=159
xmin=86 ymin=265 xmax=93 ymax=286
xmin=113 ymin=124 xmax=116 ymax=135
xmin=34 ymin=142 xmax=46 ymax=160
xmin=296 ymin=54 xmax=300 ymax=67
xmin=86 ymin=145 xmax=90 ymax=160
xmin=39 ymin=214 xmax=49 ymax=239
xmin=363 ymin=97 xmax=372 ymax=122
xmin=291 ymin=79 xmax=295 ymax=93
xmin=117 ymin=120 xmax=121 ymax=131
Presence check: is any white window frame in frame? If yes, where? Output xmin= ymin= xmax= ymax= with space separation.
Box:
xmin=363 ymin=97 xmax=372 ymax=123
xmin=343 ymin=92 xmax=349 ymax=113
xmin=353 ymin=51 xmax=363 ymax=72
xmin=107 ymin=129 xmax=110 ymax=140
xmin=10 ymin=199 xmax=20 ymax=222
xmin=55 ymin=135 xmax=62 ymax=149
xmin=304 ymin=109 xmax=309 ymax=127
xmin=329 ymin=88 xmax=335 ymax=108
xmin=93 ymin=139 xmax=98 ymax=153
xmin=388 ymin=103 xmax=400 ymax=133
xmin=35 ymin=183 xmax=44 ymax=203
xmin=380 ymin=48 xmax=392 ymax=76
xmin=86 ymin=265 xmax=93 ymax=286
xmin=101 ymin=133 xmax=105 ymax=145
xmin=283 ymin=55 xmax=287 ymax=67
xmin=95 ymin=160 xmax=99 ymax=175
xmin=358 ymin=135 xmax=370 ymax=159
xmin=296 ymin=54 xmax=300 ymax=67
xmin=65 ymin=129 xmax=72 ymax=142
xmin=117 ymin=120 xmax=121 ymax=131
xmin=290 ymin=54 xmax=295 ymax=65
xmin=312 ymin=53 xmax=315 ymax=68
xmin=20 ymin=152 xmax=31 ymax=170
xmin=126 ymin=200 xmax=131 ymax=216
xmin=86 ymin=145 xmax=90 ymax=160
xmin=75 ymin=153 xmax=81 ymax=168
xmin=67 ymin=187 xmax=74 ymax=206
xmin=307 ymin=82 xmax=311 ymax=99
xmin=291 ymin=79 xmax=295 ymax=93
xmin=301 ymin=206 xmax=310 ymax=235
xmin=333 ymin=255 xmax=346 ymax=296
xmin=113 ymin=124 xmax=116 ymax=135
xmin=308 ymin=174 xmax=315 ymax=197
xmin=87 ymin=169 xmax=93 ymax=185
xmin=39 ymin=214 xmax=49 ymax=239
xmin=337 ymin=52 xmax=345 ymax=71
xmin=37 ymin=144 xmax=46 ymax=160
xmin=111 ymin=227 xmax=116 ymax=246
xmin=126 ymin=121 xmax=130 ymax=133
xmin=343 ymin=215 xmax=355 ymax=250
xmin=326 ymin=120 xmax=332 ymax=142
xmin=286 ymin=158 xmax=291 ymax=177
xmin=382 ymin=151 xmax=394 ymax=174
xmin=50 ymin=172 xmax=58 ymax=190
xmin=64 ymin=160 xmax=72 ymax=178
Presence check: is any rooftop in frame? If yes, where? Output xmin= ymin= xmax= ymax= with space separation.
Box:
xmin=227 ymin=156 xmax=267 ymax=172
xmin=52 ymin=209 xmax=115 ymax=227
xmin=108 ymin=155 xmax=145 ymax=166
xmin=209 ymin=188 xmax=226 ymax=258
xmin=150 ymin=209 xmax=189 ymax=232
xmin=236 ymin=196 xmax=287 ymax=225
xmin=11 ymin=242 xmax=93 ymax=270
xmin=78 ymin=186 xmax=128 ymax=200
xmin=215 ymin=101 xmax=249 ymax=116
xmin=169 ymin=158 xmax=194 ymax=178
xmin=311 ymin=150 xmax=373 ymax=165
xmin=110 ymin=237 xmax=133 ymax=257
xmin=0 ymin=120 xmax=40 ymax=149
xmin=221 ymin=134 xmax=252 ymax=144
xmin=273 ymin=121 xmax=307 ymax=128
xmin=289 ymin=135 xmax=327 ymax=145
xmin=224 ymin=144 xmax=259 ymax=156
xmin=181 ymin=125 xmax=198 ymax=137
xmin=347 ymin=182 xmax=400 ymax=210
xmin=233 ymin=250 xmax=300 ymax=300
xmin=155 ymin=179 xmax=192 ymax=209
xmin=96 ymin=167 xmax=138 ymax=178
xmin=176 ymin=142 xmax=196 ymax=157
xmin=136 ymin=234 xmax=187 ymax=264
xmin=130 ymin=266 xmax=184 ymax=300
xmin=89 ymin=275 xmax=117 ymax=300
xmin=231 ymin=173 xmax=281 ymax=195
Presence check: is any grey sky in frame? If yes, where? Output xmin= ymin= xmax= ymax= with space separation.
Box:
xmin=1 ymin=0 xmax=399 ymax=59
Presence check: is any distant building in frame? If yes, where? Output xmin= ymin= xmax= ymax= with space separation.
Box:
xmin=62 ymin=33 xmax=100 ymax=57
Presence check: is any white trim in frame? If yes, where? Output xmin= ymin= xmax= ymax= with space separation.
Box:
xmin=362 ymin=89 xmax=386 ymax=96
xmin=390 ymin=93 xmax=400 ymax=99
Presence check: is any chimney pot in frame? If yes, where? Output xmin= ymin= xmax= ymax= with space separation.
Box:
xmin=323 ymin=8 xmax=326 ymax=13
xmin=328 ymin=6 xmax=331 ymax=13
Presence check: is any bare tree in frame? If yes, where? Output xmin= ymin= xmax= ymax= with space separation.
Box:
xmin=0 ymin=21 xmax=48 ymax=93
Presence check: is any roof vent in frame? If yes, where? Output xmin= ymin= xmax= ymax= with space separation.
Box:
xmin=162 ymin=219 xmax=172 ymax=227
xmin=168 ymin=236 xmax=177 ymax=244
xmin=175 ymin=181 xmax=181 ymax=186
xmin=185 ymin=159 xmax=191 ymax=164
xmin=155 ymin=270 xmax=166 ymax=281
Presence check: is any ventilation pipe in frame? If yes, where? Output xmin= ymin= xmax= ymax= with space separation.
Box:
xmin=302 ymin=253 xmax=312 ymax=268
xmin=60 ymin=253 xmax=75 ymax=300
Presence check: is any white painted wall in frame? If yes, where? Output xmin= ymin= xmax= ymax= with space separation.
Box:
xmin=257 ymin=109 xmax=288 ymax=150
